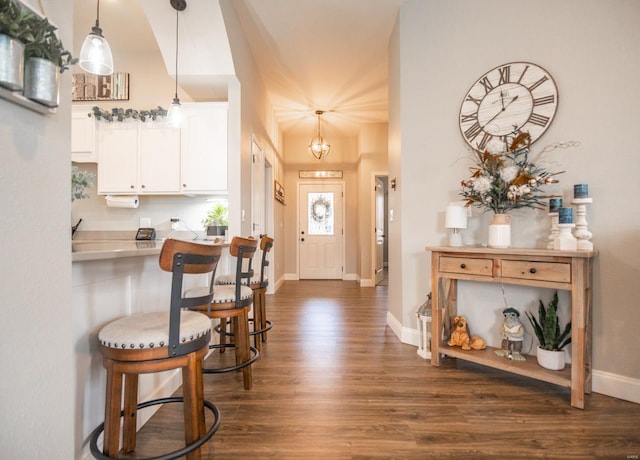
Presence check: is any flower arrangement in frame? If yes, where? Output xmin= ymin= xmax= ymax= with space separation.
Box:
xmin=72 ymin=166 xmax=95 ymax=201
xmin=92 ymin=106 xmax=168 ymax=122
xmin=459 ymin=131 xmax=576 ymax=214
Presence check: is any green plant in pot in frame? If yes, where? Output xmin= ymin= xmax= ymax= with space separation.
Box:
xmin=0 ymin=0 xmax=36 ymax=90
xmin=22 ymin=13 xmax=77 ymax=107
xmin=525 ymin=291 xmax=571 ymax=371
xmin=202 ymin=203 xmax=229 ymax=237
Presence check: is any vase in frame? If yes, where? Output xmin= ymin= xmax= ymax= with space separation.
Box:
xmin=23 ymin=57 xmax=60 ymax=107
xmin=0 ymin=34 xmax=25 ymax=91
xmin=488 ymin=213 xmax=511 ymax=248
xmin=536 ymin=346 xmax=566 ymax=371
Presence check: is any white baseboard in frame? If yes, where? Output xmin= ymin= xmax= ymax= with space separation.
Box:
xmin=344 ymin=273 xmax=358 ymax=281
xmin=388 ymin=312 xmax=640 ymax=405
xmin=360 ymin=278 xmax=375 ymax=287
xmin=284 ymin=273 xmax=299 ymax=280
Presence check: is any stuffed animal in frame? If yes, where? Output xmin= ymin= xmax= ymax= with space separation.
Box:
xmin=447 ymin=315 xmax=487 ymax=350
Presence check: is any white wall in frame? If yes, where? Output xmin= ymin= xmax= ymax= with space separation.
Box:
xmin=0 ymin=1 xmax=75 ymax=457
xmin=389 ymin=0 xmax=640 ymax=401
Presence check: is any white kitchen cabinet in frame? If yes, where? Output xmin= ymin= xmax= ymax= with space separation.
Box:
xmin=181 ymin=102 xmax=228 ymax=194
xmin=71 ymin=105 xmax=97 ymax=163
xmin=97 ymin=120 xmax=180 ymax=194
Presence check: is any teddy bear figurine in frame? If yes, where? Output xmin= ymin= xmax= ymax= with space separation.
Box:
xmin=447 ymin=315 xmax=487 ymax=350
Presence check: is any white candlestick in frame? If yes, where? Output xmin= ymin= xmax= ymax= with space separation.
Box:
xmin=572 ymin=197 xmax=593 ymax=251
xmin=547 ymin=212 xmax=560 ymax=249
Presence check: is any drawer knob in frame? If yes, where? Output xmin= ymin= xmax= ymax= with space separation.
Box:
xmin=529 ymin=268 xmax=537 ymax=274
xmin=460 ymin=263 xmax=466 ymax=269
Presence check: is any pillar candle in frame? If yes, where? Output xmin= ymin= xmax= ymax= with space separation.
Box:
xmin=549 ymin=197 xmax=563 ymax=212
xmin=558 ymin=207 xmax=573 ymax=224
xmin=574 ymin=184 xmax=589 ymax=198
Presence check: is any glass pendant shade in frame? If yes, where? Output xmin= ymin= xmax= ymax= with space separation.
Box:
xmin=79 ymin=1 xmax=113 ymax=76
xmin=167 ymin=97 xmax=183 ymax=128
xmin=308 ymin=111 xmax=330 ymax=159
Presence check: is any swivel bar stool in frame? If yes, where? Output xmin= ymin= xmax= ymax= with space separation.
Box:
xmin=215 ymin=236 xmax=273 ymax=351
xmin=90 ymin=239 xmax=222 ymax=460
xmin=186 ymin=235 xmax=259 ymax=390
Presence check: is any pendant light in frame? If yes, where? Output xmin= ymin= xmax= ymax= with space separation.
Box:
xmin=79 ymin=0 xmax=114 ymax=76
xmin=308 ymin=110 xmax=331 ymax=160
xmin=166 ymin=0 xmax=186 ymax=128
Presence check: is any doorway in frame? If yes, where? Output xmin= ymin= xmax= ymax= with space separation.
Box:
xmin=298 ymin=182 xmax=344 ymax=279
xmin=373 ymin=174 xmax=388 ymax=286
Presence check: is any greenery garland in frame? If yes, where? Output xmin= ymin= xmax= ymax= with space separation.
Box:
xmin=92 ymin=106 xmax=168 ymax=122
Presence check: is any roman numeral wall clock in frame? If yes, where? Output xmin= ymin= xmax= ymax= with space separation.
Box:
xmin=459 ymin=62 xmax=558 ymax=150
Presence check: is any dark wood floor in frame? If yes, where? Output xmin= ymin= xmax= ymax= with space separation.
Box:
xmin=128 ymin=280 xmax=639 ymax=459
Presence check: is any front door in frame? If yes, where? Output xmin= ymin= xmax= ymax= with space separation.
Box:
xmin=299 ymin=183 xmax=344 ymax=279
xmin=374 ymin=176 xmax=386 ymax=285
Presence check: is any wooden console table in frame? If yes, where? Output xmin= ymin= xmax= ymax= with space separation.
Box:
xmin=427 ymin=246 xmax=597 ymax=409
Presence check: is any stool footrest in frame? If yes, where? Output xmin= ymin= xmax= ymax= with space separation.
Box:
xmin=89 ymin=396 xmax=221 ymax=460
xmin=203 ymin=344 xmax=259 ymax=374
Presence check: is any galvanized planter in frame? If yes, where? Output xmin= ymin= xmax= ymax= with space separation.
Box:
xmin=0 ymin=34 xmax=25 ymax=91
xmin=23 ymin=57 xmax=59 ymax=107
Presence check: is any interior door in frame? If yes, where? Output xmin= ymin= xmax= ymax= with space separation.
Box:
xmin=251 ymin=137 xmax=265 ymax=238
xmin=374 ymin=176 xmax=386 ymax=285
xmin=299 ymin=183 xmax=344 ymax=279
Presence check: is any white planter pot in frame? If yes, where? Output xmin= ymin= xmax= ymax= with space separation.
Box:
xmin=23 ymin=57 xmax=59 ymax=107
xmin=488 ymin=213 xmax=512 ymax=248
xmin=0 ymin=34 xmax=25 ymax=91
xmin=536 ymin=346 xmax=565 ymax=371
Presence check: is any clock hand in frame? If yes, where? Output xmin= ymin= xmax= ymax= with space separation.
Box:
xmin=500 ymin=90 xmax=505 ymax=110
xmin=481 ymin=95 xmax=520 ymax=129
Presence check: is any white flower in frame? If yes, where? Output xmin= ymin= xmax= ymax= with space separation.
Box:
xmin=486 ymin=138 xmax=507 ymax=155
xmin=500 ymin=165 xmax=519 ymax=183
xmin=473 ymin=176 xmax=494 ymax=195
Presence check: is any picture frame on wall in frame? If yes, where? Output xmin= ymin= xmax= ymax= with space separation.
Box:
xmin=72 ymin=72 xmax=130 ymax=101
xmin=274 ymin=180 xmax=285 ymax=205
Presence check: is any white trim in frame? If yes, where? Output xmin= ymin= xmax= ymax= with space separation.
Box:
xmin=360 ymin=278 xmax=375 ymax=287
xmin=370 ymin=171 xmax=388 ymax=286
xmin=343 ymin=273 xmax=358 ymax=281
xmin=285 ymin=273 xmax=299 ymax=280
xmin=592 ymin=369 xmax=640 ymax=405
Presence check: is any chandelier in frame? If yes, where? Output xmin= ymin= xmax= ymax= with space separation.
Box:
xmin=308 ymin=110 xmax=330 ymax=160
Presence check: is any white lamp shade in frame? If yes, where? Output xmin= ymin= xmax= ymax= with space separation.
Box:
xmin=79 ymin=31 xmax=114 ymax=76
xmin=166 ymin=100 xmax=183 ymax=128
xmin=445 ymin=205 xmax=468 ymax=229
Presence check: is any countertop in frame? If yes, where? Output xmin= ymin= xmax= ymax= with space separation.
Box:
xmin=72 ymin=238 xmax=229 ymax=262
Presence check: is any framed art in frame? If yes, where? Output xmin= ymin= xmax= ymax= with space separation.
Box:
xmin=72 ymin=72 xmax=130 ymax=101
xmin=274 ymin=180 xmax=285 ymax=205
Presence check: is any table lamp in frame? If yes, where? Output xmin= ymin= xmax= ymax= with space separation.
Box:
xmin=445 ymin=203 xmax=468 ymax=247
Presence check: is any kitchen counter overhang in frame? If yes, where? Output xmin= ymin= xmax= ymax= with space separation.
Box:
xmin=72 ymin=239 xmax=228 ymax=262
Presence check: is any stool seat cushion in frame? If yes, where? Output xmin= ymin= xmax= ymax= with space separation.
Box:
xmin=186 ymin=284 xmax=253 ymax=304
xmin=215 ymin=274 xmax=267 ymax=286
xmin=99 ymin=311 xmax=211 ymax=350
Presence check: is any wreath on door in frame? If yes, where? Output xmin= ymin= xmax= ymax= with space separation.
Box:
xmin=310 ymin=196 xmax=331 ymax=223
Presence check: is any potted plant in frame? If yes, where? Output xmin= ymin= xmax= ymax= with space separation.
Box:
xmin=22 ymin=12 xmax=77 ymax=107
xmin=525 ymin=292 xmax=572 ymax=370
xmin=0 ymin=0 xmax=36 ymax=90
xmin=202 ymin=203 xmax=229 ymax=237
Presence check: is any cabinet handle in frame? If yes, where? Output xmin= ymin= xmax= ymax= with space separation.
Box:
xmin=460 ymin=263 xmax=466 ymax=269
xmin=529 ymin=267 xmax=537 ymax=274
xmin=183 ymin=184 xmax=187 ymax=188
xmin=141 ymin=184 xmax=145 ymax=189
xmin=130 ymin=185 xmax=135 ymax=189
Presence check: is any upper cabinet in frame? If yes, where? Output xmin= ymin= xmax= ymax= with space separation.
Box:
xmin=71 ymin=106 xmax=97 ymax=163
xmin=181 ymin=103 xmax=228 ymax=194
xmin=88 ymin=102 xmax=228 ymax=195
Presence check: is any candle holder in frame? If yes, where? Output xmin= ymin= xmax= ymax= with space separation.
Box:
xmin=572 ymin=197 xmax=593 ymax=251
xmin=554 ymin=223 xmax=577 ymax=251
xmin=547 ymin=212 xmax=560 ymax=249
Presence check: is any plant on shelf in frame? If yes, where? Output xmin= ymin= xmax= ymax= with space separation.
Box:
xmin=92 ymin=106 xmax=168 ymax=122
xmin=23 ymin=14 xmax=76 ymax=73
xmin=202 ymin=203 xmax=229 ymax=237
xmin=525 ymin=292 xmax=571 ymax=371
xmin=0 ymin=0 xmax=36 ymax=43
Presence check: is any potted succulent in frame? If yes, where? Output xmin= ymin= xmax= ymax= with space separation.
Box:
xmin=22 ymin=11 xmax=76 ymax=107
xmin=202 ymin=203 xmax=229 ymax=237
xmin=0 ymin=0 xmax=35 ymax=90
xmin=525 ymin=292 xmax=572 ymax=371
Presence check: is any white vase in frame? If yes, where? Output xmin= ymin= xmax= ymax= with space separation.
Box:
xmin=536 ymin=346 xmax=566 ymax=371
xmin=488 ymin=213 xmax=511 ymax=248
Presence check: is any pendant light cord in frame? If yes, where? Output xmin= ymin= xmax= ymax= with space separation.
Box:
xmin=174 ymin=7 xmax=179 ymax=100
xmin=96 ymin=0 xmax=100 ymax=28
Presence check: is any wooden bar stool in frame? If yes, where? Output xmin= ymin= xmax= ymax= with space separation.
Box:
xmin=185 ymin=236 xmax=259 ymax=390
xmin=89 ymin=239 xmax=222 ymax=460
xmin=215 ymin=236 xmax=273 ymax=351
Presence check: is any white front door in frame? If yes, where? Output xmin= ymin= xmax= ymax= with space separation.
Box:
xmin=299 ymin=183 xmax=344 ymax=279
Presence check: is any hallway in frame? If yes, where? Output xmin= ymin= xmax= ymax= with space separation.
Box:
xmin=128 ymin=281 xmax=640 ymax=459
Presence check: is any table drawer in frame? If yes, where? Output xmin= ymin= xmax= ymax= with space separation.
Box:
xmin=440 ymin=256 xmax=493 ymax=276
xmin=501 ymin=259 xmax=571 ymax=283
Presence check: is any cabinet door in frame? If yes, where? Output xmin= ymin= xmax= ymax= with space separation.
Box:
xmin=139 ymin=121 xmax=181 ymax=193
xmin=181 ymin=103 xmax=228 ymax=193
xmin=71 ymin=106 xmax=97 ymax=162
xmin=97 ymin=122 xmax=139 ymax=194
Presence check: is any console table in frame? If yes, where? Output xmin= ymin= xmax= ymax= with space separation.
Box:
xmin=427 ymin=246 xmax=597 ymax=409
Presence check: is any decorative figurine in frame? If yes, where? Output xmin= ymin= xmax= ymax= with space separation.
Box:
xmin=495 ymin=307 xmax=526 ymax=361
xmin=448 ymin=315 xmax=487 ymax=350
